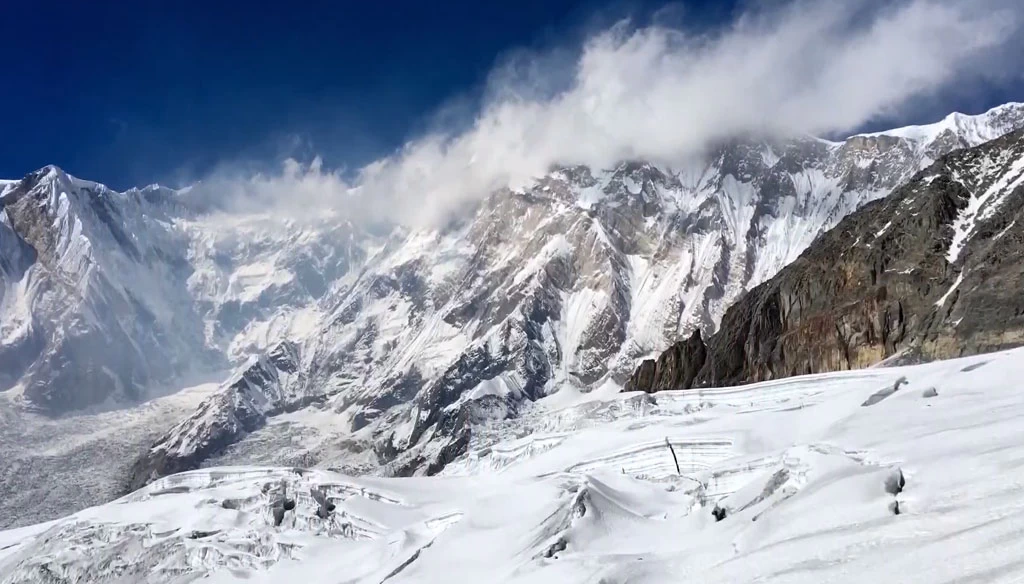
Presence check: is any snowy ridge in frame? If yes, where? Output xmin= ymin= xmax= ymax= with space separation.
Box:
xmin=3 ymin=348 xmax=1024 ymax=583
xmin=134 ymin=345 xmax=305 ymax=481
xmin=857 ymin=102 xmax=1024 ymax=144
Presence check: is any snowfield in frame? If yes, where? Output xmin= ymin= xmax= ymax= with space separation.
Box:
xmin=3 ymin=348 xmax=1024 ymax=583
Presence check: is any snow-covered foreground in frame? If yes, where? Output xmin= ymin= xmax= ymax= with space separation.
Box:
xmin=3 ymin=348 xmax=1024 ymax=583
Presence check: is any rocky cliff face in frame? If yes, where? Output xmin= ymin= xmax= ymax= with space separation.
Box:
xmin=626 ymin=128 xmax=1024 ymax=392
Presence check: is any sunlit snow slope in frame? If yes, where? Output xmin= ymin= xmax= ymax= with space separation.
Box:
xmin=3 ymin=347 xmax=1023 ymax=583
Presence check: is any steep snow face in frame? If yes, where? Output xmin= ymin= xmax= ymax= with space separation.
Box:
xmin=943 ymin=133 xmax=1024 ymax=264
xmin=0 ymin=168 xmax=368 ymax=413
xmin=0 ymin=166 xmax=214 ymax=411
xmin=177 ymin=213 xmax=367 ymax=361
xmin=3 ymin=348 xmax=1023 ymax=583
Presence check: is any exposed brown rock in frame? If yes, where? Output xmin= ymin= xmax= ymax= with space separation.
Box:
xmin=627 ymin=129 xmax=1024 ymax=392
xmin=625 ymin=330 xmax=707 ymax=392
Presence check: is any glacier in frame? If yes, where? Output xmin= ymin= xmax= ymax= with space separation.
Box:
xmin=2 ymin=347 xmax=1023 ymax=583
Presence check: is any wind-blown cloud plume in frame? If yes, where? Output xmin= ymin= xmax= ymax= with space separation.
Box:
xmin=205 ymin=0 xmax=1022 ymax=227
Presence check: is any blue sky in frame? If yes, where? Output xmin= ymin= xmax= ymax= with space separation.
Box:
xmin=2 ymin=0 xmax=1021 ymax=190
xmin=2 ymin=0 xmax=720 ymax=188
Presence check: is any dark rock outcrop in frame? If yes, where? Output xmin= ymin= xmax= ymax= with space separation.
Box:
xmin=624 ymin=330 xmax=707 ymax=392
xmin=627 ymin=129 xmax=1024 ymax=392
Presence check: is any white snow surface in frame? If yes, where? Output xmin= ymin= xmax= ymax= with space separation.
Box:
xmin=856 ymin=102 xmax=1024 ymax=145
xmin=4 ymin=348 xmax=1024 ymax=583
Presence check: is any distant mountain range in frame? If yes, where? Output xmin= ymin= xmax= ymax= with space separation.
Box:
xmin=3 ymin=103 xmax=1024 ymax=525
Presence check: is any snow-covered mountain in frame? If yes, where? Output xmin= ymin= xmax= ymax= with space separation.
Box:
xmin=0 ymin=167 xmax=367 ymax=413
xmin=626 ymin=124 xmax=1024 ymax=392
xmin=0 ymin=167 xmax=213 ymax=411
xmin=130 ymin=103 xmax=1024 ymax=484
xmin=3 ymin=104 xmax=1024 ymax=525
xmin=3 ymin=347 xmax=1024 ymax=583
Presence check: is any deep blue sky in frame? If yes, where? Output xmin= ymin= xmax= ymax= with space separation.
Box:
xmin=3 ymin=0 xmax=721 ymax=188
xmin=1 ymin=0 xmax=1019 ymax=189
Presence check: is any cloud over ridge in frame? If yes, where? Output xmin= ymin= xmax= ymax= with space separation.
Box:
xmin=206 ymin=0 xmax=1022 ymax=227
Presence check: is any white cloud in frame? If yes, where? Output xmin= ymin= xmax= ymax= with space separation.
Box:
xmin=204 ymin=0 xmax=1021 ymax=227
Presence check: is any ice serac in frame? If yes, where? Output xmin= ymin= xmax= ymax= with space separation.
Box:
xmin=627 ymin=127 xmax=1024 ymax=392
xmin=166 ymin=103 xmax=1024 ymax=479
xmin=5 ymin=348 xmax=1024 ymax=583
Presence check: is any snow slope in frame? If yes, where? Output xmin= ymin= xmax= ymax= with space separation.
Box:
xmin=4 ymin=347 xmax=1023 ymax=583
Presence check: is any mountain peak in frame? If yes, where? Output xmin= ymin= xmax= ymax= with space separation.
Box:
xmin=27 ymin=164 xmax=72 ymax=189
xmin=855 ymin=102 xmax=1024 ymax=144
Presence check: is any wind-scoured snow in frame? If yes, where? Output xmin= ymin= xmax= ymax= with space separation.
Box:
xmin=3 ymin=348 xmax=1023 ymax=583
